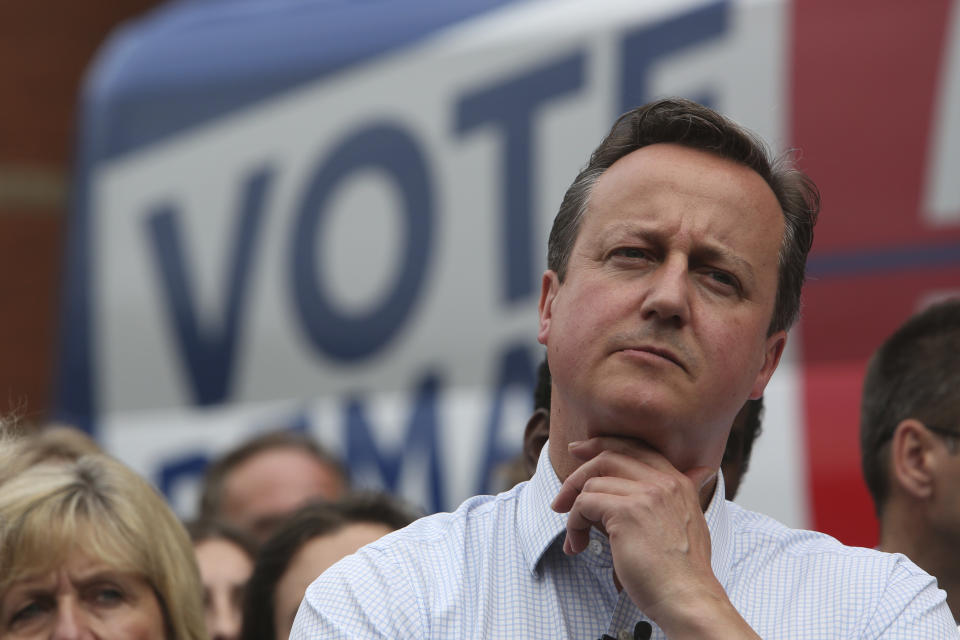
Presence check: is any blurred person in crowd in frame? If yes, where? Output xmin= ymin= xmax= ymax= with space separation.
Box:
xmin=199 ymin=430 xmax=348 ymax=542
xmin=492 ymin=358 xmax=552 ymax=490
xmin=501 ymin=358 xmax=764 ymax=501
xmin=522 ymin=357 xmax=554 ymax=479
xmin=241 ymin=492 xmax=419 ymax=640
xmin=292 ymin=97 xmax=955 ymax=638
xmin=187 ymin=519 xmax=258 ymax=640
xmin=0 ymin=447 xmax=207 ymax=639
xmin=860 ymin=297 xmax=960 ymax=625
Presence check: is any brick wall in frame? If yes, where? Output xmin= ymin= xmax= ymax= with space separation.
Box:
xmin=0 ymin=1 xmax=163 ymax=424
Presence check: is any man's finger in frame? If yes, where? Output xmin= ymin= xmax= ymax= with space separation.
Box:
xmin=563 ymin=491 xmax=621 ymax=555
xmin=552 ymin=451 xmax=659 ymax=513
xmin=568 ymin=437 xmax=676 ymax=474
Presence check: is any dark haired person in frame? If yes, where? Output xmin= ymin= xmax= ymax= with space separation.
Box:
xmin=860 ymin=297 xmax=960 ymax=628
xmin=720 ymin=396 xmax=764 ymax=500
xmin=292 ymin=98 xmax=954 ymax=638
xmin=241 ymin=492 xmax=419 ymax=640
xmin=199 ymin=430 xmax=348 ymax=542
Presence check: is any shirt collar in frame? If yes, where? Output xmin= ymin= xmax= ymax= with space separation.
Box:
xmin=517 ymin=442 xmax=568 ymax=575
xmin=517 ymin=441 xmax=735 ymax=586
xmin=705 ymin=468 xmax=734 ymax=588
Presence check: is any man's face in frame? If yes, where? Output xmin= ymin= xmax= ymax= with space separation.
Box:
xmin=926 ymin=424 xmax=960 ymax=540
xmin=221 ymin=447 xmax=346 ymax=542
xmin=538 ymin=143 xmax=786 ymax=472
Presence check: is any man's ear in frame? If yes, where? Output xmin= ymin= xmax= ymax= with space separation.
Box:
xmin=749 ymin=330 xmax=786 ymax=399
xmin=890 ymin=419 xmax=936 ymax=500
xmin=538 ymin=271 xmax=560 ymax=346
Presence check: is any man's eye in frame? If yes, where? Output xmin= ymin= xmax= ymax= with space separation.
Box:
xmin=707 ymin=270 xmax=739 ymax=289
xmin=611 ymin=247 xmax=650 ymax=260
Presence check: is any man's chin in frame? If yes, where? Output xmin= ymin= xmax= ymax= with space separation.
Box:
xmin=590 ymin=392 xmax=678 ymax=434
xmin=582 ymin=418 xmax=701 ymax=469
xmin=583 ymin=429 xmax=656 ymax=451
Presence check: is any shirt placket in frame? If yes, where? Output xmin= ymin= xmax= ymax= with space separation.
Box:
xmin=581 ymin=530 xmax=660 ymax=640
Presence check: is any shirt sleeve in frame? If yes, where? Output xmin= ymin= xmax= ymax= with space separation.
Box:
xmin=868 ymin=557 xmax=959 ymax=639
xmin=289 ymin=547 xmax=426 ymax=639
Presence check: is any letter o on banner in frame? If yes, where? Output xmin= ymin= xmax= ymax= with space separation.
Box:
xmin=291 ymin=123 xmax=433 ymax=361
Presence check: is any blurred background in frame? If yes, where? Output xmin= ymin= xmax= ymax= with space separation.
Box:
xmin=2 ymin=0 xmax=958 ymax=548
xmin=0 ymin=0 xmax=163 ymax=419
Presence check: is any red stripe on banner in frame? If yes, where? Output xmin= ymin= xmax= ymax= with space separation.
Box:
xmin=791 ymin=0 xmax=958 ymax=547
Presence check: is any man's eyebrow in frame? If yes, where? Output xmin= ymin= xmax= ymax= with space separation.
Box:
xmin=602 ymin=225 xmax=755 ymax=267
xmin=596 ymin=223 xmax=662 ymax=246
xmin=693 ymin=244 xmax=756 ymax=280
xmin=603 ymin=225 xmax=757 ymax=278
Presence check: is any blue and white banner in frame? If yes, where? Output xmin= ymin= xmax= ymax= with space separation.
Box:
xmin=61 ymin=0 xmax=812 ymax=525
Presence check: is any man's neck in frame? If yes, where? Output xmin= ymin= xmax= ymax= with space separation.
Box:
xmin=879 ymin=511 xmax=960 ymax=621
xmin=547 ymin=436 xmax=580 ymax=483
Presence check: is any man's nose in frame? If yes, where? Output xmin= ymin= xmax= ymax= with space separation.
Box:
xmin=50 ymin=600 xmax=87 ymax=640
xmin=639 ymin=256 xmax=690 ymax=326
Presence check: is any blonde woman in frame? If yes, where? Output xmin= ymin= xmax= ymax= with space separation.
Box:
xmin=0 ymin=451 xmax=208 ymax=639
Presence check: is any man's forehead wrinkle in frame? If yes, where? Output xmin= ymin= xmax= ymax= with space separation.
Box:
xmin=589 ymin=219 xmax=756 ymax=272
xmin=597 ymin=146 xmax=777 ymax=213
xmin=594 ymin=221 xmax=662 ymax=244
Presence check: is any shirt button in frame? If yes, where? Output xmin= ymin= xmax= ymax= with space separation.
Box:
xmin=618 ymin=630 xmax=632 ymax=640
xmin=588 ymin=539 xmax=603 ymax=555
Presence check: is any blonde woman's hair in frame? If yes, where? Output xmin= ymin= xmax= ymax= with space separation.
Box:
xmin=0 ymin=424 xmax=102 ymax=487
xmin=0 ymin=454 xmax=208 ymax=640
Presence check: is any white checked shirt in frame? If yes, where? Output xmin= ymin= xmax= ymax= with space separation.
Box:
xmin=291 ymin=446 xmax=957 ymax=639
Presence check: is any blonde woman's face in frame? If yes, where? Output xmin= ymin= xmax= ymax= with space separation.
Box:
xmin=0 ymin=553 xmax=167 ymax=639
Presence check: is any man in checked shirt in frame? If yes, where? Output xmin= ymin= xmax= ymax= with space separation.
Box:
xmin=292 ymin=98 xmax=956 ymax=639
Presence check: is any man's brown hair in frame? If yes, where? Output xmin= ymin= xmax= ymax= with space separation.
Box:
xmin=547 ymin=97 xmax=820 ymax=335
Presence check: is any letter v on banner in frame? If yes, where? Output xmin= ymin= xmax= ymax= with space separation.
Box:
xmin=143 ymin=166 xmax=273 ymax=406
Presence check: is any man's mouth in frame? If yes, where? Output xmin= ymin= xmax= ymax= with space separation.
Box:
xmin=618 ymin=345 xmax=686 ymax=372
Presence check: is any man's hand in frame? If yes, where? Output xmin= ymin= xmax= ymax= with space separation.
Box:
xmin=550 ymin=437 xmax=760 ymax=639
